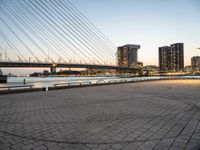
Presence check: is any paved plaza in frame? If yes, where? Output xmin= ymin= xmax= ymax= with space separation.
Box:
xmin=0 ymin=80 xmax=200 ymax=150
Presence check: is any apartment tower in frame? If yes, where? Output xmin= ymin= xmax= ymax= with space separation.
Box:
xmin=159 ymin=43 xmax=184 ymax=71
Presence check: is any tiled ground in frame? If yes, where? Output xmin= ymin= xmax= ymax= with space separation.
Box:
xmin=0 ymin=80 xmax=200 ymax=150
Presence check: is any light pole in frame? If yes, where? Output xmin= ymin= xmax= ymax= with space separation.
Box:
xmin=0 ymin=53 xmax=2 ymax=62
xmin=5 ymin=48 xmax=7 ymax=62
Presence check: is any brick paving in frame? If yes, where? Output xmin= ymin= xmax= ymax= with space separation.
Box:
xmin=0 ymin=79 xmax=200 ymax=150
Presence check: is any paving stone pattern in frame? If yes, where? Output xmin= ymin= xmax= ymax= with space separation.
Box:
xmin=0 ymin=80 xmax=200 ymax=150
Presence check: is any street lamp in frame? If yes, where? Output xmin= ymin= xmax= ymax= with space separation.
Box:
xmin=0 ymin=53 xmax=2 ymax=62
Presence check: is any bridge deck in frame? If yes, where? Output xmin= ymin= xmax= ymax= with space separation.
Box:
xmin=0 ymin=62 xmax=140 ymax=71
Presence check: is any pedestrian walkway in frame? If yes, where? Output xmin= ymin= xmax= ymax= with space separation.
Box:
xmin=0 ymin=80 xmax=199 ymax=150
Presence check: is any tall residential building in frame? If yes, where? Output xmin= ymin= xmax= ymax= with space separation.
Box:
xmin=191 ymin=56 xmax=200 ymax=72
xmin=117 ymin=44 xmax=140 ymax=67
xmin=170 ymin=43 xmax=184 ymax=70
xmin=159 ymin=43 xmax=184 ymax=71
xmin=159 ymin=46 xmax=171 ymax=71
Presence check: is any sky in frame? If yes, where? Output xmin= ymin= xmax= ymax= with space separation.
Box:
xmin=1 ymin=0 xmax=200 ymax=75
xmin=72 ymin=0 xmax=200 ymax=65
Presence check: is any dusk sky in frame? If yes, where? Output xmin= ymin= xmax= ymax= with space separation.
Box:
xmin=72 ymin=0 xmax=200 ymax=65
xmin=1 ymin=0 xmax=200 ymax=75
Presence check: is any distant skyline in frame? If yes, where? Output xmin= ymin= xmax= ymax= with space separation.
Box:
xmin=72 ymin=0 xmax=200 ymax=65
xmin=1 ymin=0 xmax=200 ymax=75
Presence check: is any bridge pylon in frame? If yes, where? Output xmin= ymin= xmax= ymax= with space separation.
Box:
xmin=50 ymin=64 xmax=57 ymax=73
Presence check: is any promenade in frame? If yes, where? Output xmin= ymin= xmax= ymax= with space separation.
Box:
xmin=0 ymin=80 xmax=200 ymax=150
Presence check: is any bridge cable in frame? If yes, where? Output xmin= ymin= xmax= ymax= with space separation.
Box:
xmin=63 ymin=0 xmax=117 ymax=62
xmin=66 ymin=0 xmax=117 ymax=49
xmin=5 ymin=1 xmax=67 ymax=64
xmin=29 ymin=0 xmax=96 ymax=64
xmin=64 ymin=0 xmax=125 ymax=66
xmin=0 ymin=30 xmax=27 ymax=63
xmin=16 ymin=0 xmax=80 ymax=64
xmin=33 ymin=0 xmax=102 ymax=65
xmin=23 ymin=0 xmax=89 ymax=64
xmin=58 ymin=0 xmax=116 ymax=64
xmin=52 ymin=0 xmax=115 ymax=64
xmin=24 ymin=0 xmax=93 ymax=64
xmin=0 ymin=6 xmax=53 ymax=63
xmin=1 ymin=0 xmax=121 ymax=66
xmin=0 ymin=17 xmax=40 ymax=63
xmin=63 ymin=0 xmax=125 ymax=66
xmin=46 ymin=0 xmax=112 ymax=64
xmin=0 ymin=46 xmax=12 ymax=62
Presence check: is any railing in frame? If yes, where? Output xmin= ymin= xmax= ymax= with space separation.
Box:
xmin=53 ymin=81 xmax=92 ymax=87
xmin=107 ymin=79 xmax=128 ymax=83
xmin=0 ymin=76 xmax=199 ymax=94
xmin=0 ymin=85 xmax=34 ymax=92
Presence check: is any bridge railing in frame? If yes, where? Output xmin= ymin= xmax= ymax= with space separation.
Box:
xmin=0 ymin=60 xmax=116 ymax=66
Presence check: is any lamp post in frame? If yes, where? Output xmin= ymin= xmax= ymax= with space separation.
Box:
xmin=0 ymin=53 xmax=2 ymax=62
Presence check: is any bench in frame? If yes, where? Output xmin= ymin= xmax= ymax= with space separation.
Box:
xmin=0 ymin=85 xmax=34 ymax=92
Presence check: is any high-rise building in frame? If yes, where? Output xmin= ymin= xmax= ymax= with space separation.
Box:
xmin=159 ymin=46 xmax=171 ymax=71
xmin=117 ymin=44 xmax=140 ymax=67
xmin=159 ymin=43 xmax=184 ymax=71
xmin=170 ymin=43 xmax=184 ymax=70
xmin=191 ymin=56 xmax=200 ymax=73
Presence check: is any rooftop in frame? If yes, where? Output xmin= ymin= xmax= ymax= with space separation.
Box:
xmin=119 ymin=44 xmax=140 ymax=49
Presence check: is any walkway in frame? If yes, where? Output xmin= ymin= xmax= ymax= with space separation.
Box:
xmin=0 ymin=80 xmax=200 ymax=150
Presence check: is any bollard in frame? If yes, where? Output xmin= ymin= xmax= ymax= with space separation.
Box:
xmin=23 ymin=79 xmax=26 ymax=85
xmin=43 ymin=87 xmax=49 ymax=91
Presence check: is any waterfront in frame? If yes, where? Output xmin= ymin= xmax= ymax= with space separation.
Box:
xmin=0 ymin=80 xmax=199 ymax=150
xmin=1 ymin=76 xmax=117 ymax=88
xmin=0 ymin=76 xmax=200 ymax=89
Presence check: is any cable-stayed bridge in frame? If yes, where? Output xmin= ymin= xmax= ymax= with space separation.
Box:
xmin=0 ymin=0 xmax=140 ymax=73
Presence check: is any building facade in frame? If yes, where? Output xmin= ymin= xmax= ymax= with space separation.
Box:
xmin=191 ymin=56 xmax=200 ymax=73
xmin=159 ymin=46 xmax=171 ymax=71
xmin=117 ymin=44 xmax=140 ymax=67
xmin=170 ymin=43 xmax=184 ymax=70
xmin=159 ymin=43 xmax=184 ymax=71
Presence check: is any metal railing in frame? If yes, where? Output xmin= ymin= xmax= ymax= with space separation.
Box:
xmin=0 ymin=85 xmax=34 ymax=92
xmin=0 ymin=76 xmax=199 ymax=94
xmin=53 ymin=81 xmax=92 ymax=87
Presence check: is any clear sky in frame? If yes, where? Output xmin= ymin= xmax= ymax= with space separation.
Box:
xmin=72 ymin=0 xmax=200 ymax=65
